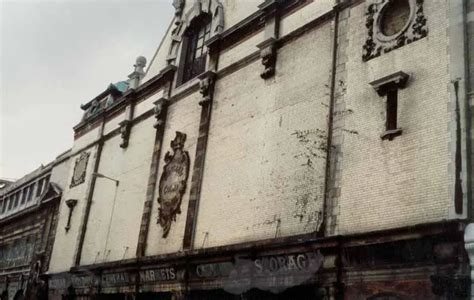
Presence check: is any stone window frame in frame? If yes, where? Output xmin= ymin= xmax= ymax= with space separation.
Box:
xmin=369 ymin=71 xmax=410 ymax=141
xmin=168 ymin=0 xmax=224 ymax=87
xmin=178 ymin=14 xmax=213 ymax=85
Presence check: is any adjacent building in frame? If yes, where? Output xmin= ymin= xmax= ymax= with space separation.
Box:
xmin=2 ymin=0 xmax=474 ymax=299
xmin=0 ymin=151 xmax=71 ymax=300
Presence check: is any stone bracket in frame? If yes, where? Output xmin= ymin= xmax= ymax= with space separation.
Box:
xmin=257 ymin=37 xmax=277 ymax=79
xmin=369 ymin=71 xmax=410 ymax=96
xmin=198 ymin=71 xmax=217 ymax=106
xmin=257 ymin=0 xmax=281 ymax=79
xmin=118 ymin=120 xmax=132 ymax=149
xmin=153 ymin=97 xmax=169 ymax=129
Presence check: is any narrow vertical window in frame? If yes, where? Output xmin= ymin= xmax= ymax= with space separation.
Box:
xmin=386 ymin=90 xmax=398 ymax=131
xmin=36 ymin=179 xmax=44 ymax=197
xmin=3 ymin=197 xmax=9 ymax=212
xmin=27 ymin=183 xmax=35 ymax=202
xmin=181 ymin=17 xmax=211 ymax=84
xmin=13 ymin=192 xmax=19 ymax=208
xmin=21 ymin=188 xmax=28 ymax=205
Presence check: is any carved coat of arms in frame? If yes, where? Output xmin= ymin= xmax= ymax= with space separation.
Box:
xmin=157 ymin=132 xmax=190 ymax=238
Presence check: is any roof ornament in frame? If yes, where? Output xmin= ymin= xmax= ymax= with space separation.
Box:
xmin=128 ymin=56 xmax=147 ymax=89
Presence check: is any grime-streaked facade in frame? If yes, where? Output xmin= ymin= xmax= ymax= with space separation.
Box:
xmin=2 ymin=0 xmax=474 ymax=299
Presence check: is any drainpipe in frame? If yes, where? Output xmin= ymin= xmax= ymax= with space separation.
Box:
xmin=319 ymin=2 xmax=340 ymax=238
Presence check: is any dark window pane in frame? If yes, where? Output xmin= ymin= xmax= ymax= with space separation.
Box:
xmin=386 ymin=90 xmax=398 ymax=130
xmin=21 ymin=188 xmax=28 ymax=204
xmin=181 ymin=18 xmax=211 ymax=83
xmin=27 ymin=183 xmax=35 ymax=202
xmin=36 ymin=179 xmax=43 ymax=197
xmin=13 ymin=193 xmax=19 ymax=208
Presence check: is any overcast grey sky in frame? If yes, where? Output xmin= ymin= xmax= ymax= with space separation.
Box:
xmin=0 ymin=0 xmax=173 ymax=180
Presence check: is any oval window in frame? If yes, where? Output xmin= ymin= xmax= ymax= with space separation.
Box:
xmin=380 ymin=0 xmax=411 ymax=36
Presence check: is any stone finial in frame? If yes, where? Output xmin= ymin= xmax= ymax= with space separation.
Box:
xmin=134 ymin=56 xmax=147 ymax=73
xmin=128 ymin=56 xmax=147 ymax=89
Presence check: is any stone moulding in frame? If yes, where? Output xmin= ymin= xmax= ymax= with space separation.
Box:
xmin=362 ymin=0 xmax=428 ymax=62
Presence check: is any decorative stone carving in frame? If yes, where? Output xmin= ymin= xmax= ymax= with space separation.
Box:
xmin=257 ymin=38 xmax=277 ymax=79
xmin=153 ymin=98 xmax=168 ymax=129
xmin=198 ymin=71 xmax=217 ymax=106
xmin=119 ymin=120 xmax=131 ymax=149
xmin=212 ymin=2 xmax=224 ymax=35
xmin=257 ymin=0 xmax=281 ymax=79
xmin=70 ymin=152 xmax=89 ymax=188
xmin=157 ymin=132 xmax=190 ymax=238
xmin=173 ymin=0 xmax=185 ymax=24
xmin=363 ymin=0 xmax=428 ymax=62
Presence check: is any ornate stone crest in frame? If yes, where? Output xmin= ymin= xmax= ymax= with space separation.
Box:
xmin=157 ymin=132 xmax=190 ymax=238
xmin=70 ymin=152 xmax=90 ymax=188
xmin=363 ymin=0 xmax=428 ymax=61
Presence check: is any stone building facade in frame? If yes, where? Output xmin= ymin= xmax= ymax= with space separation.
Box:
xmin=0 ymin=151 xmax=71 ymax=300
xmin=3 ymin=0 xmax=474 ymax=299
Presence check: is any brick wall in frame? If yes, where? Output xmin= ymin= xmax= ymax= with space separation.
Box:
xmin=334 ymin=0 xmax=452 ymax=235
xmin=194 ymin=22 xmax=333 ymax=248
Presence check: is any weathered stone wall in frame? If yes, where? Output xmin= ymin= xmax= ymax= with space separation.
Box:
xmin=333 ymin=0 xmax=453 ymax=235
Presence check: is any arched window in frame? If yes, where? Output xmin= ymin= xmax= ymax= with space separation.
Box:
xmin=180 ymin=16 xmax=212 ymax=84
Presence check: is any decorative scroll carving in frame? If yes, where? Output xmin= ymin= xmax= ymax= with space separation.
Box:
xmin=198 ymin=71 xmax=217 ymax=106
xmin=70 ymin=152 xmax=89 ymax=188
xmin=157 ymin=132 xmax=190 ymax=238
xmin=153 ymin=98 xmax=168 ymax=129
xmin=363 ymin=0 xmax=428 ymax=62
xmin=119 ymin=120 xmax=131 ymax=149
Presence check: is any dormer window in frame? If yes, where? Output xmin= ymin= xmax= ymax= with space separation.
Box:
xmin=180 ymin=17 xmax=211 ymax=84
